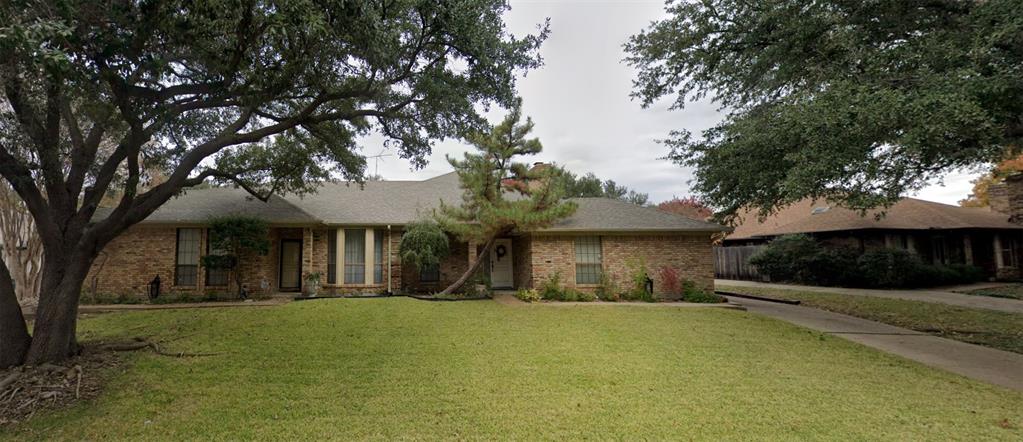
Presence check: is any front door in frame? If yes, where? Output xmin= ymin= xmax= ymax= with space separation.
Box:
xmin=279 ymin=239 xmax=302 ymax=291
xmin=490 ymin=238 xmax=513 ymax=289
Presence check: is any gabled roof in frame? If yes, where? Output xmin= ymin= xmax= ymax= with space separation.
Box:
xmin=727 ymin=197 xmax=1023 ymax=240
xmin=120 ymin=172 xmax=728 ymax=233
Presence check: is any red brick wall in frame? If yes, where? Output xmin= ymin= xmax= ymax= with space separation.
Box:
xmin=87 ymin=225 xmax=285 ymax=299
xmin=402 ymin=235 xmax=470 ymax=294
xmin=87 ymin=226 xmax=177 ymax=298
xmin=524 ymin=233 xmax=715 ymax=300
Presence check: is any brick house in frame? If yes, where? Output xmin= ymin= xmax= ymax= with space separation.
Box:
xmin=88 ymin=172 xmax=727 ymax=300
xmin=722 ymin=181 xmax=1023 ymax=280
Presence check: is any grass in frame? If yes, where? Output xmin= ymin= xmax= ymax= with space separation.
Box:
xmin=961 ymin=284 xmax=1023 ymax=300
xmin=718 ymin=284 xmax=1023 ymax=354
xmin=4 ymin=298 xmax=1022 ymax=440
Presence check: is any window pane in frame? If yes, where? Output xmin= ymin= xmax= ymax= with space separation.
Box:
xmin=374 ymin=229 xmax=385 ymax=284
xmin=575 ymin=236 xmax=602 ymax=284
xmin=175 ymin=228 xmax=201 ymax=286
xmin=420 ymin=264 xmax=440 ymax=282
xmin=205 ymin=229 xmax=229 ymax=286
xmin=327 ymin=229 xmax=337 ymax=284
xmin=344 ymin=229 xmax=365 ymax=284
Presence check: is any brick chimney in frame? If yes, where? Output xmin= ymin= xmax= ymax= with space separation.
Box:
xmin=988 ymin=174 xmax=1023 ymax=224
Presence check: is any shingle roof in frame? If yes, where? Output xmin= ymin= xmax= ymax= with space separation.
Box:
xmin=727 ymin=197 xmax=1023 ymax=240
xmin=286 ymin=173 xmax=464 ymax=225
xmin=122 ymin=172 xmax=728 ymax=233
xmin=545 ymin=198 xmax=728 ymax=233
xmin=109 ymin=187 xmax=321 ymax=224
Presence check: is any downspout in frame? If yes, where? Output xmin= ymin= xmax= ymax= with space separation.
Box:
xmin=387 ymin=225 xmax=392 ymax=295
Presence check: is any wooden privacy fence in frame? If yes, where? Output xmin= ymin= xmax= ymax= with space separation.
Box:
xmin=713 ymin=245 xmax=765 ymax=281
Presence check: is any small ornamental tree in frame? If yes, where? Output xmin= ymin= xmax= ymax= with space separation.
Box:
xmin=435 ymin=101 xmax=577 ymax=295
xmin=202 ymin=215 xmax=270 ymax=298
xmin=657 ymin=196 xmax=713 ymax=220
xmin=398 ymin=219 xmax=451 ymax=273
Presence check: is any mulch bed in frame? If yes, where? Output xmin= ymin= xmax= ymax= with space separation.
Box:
xmin=0 ymin=350 xmax=125 ymax=426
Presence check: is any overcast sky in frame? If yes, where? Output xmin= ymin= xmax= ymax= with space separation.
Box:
xmin=366 ymin=0 xmax=980 ymax=206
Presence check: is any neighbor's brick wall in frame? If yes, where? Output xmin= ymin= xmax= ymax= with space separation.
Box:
xmin=525 ymin=233 xmax=715 ymax=300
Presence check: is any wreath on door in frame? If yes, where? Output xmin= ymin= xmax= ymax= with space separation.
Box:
xmin=495 ymin=244 xmax=507 ymax=260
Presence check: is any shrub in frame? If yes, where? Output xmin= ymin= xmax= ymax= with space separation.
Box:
xmin=678 ymin=279 xmax=723 ymax=303
xmin=749 ymin=234 xmax=820 ymax=282
xmin=624 ymin=259 xmax=654 ymax=302
xmin=595 ymin=272 xmax=621 ymax=302
xmin=657 ymin=266 xmax=682 ymax=297
xmin=574 ymin=290 xmax=597 ymax=302
xmin=798 ymin=247 xmax=858 ymax=286
xmin=515 ymin=289 xmax=540 ymax=303
xmin=539 ymin=272 xmax=566 ymax=301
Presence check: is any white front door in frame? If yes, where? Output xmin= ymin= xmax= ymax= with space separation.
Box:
xmin=490 ymin=238 xmax=513 ymax=288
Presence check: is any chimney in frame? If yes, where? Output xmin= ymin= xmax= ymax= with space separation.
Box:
xmin=988 ymin=174 xmax=1023 ymax=224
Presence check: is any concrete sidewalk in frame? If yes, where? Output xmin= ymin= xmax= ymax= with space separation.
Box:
xmin=729 ymin=296 xmax=1023 ymax=392
xmin=717 ymin=279 xmax=1023 ymax=314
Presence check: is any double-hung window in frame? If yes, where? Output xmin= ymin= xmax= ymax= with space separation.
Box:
xmin=175 ymin=228 xmax=201 ymax=286
xmin=205 ymin=229 xmax=229 ymax=286
xmin=575 ymin=236 xmax=602 ymax=284
xmin=327 ymin=229 xmax=338 ymax=284
xmin=344 ymin=229 xmax=366 ymax=284
xmin=420 ymin=264 xmax=440 ymax=282
xmin=374 ymin=229 xmax=385 ymax=284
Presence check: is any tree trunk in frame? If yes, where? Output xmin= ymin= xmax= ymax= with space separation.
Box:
xmin=0 ymin=259 xmax=30 ymax=368
xmin=24 ymin=255 xmax=94 ymax=364
xmin=438 ymin=236 xmax=498 ymax=296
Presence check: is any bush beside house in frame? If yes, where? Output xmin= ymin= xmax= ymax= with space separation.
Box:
xmin=749 ymin=234 xmax=985 ymax=288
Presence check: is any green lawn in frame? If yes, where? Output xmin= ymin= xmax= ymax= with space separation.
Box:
xmin=718 ymin=285 xmax=1023 ymax=354
xmin=4 ymin=299 xmax=1022 ymax=440
xmin=961 ymin=284 xmax=1023 ymax=300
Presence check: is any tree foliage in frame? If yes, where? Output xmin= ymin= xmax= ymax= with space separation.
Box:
xmin=202 ymin=215 xmax=270 ymax=297
xmin=435 ymin=101 xmax=576 ymax=293
xmin=0 ymin=0 xmax=547 ymax=365
xmin=626 ymin=0 xmax=1023 ymax=217
xmin=657 ymin=196 xmax=713 ymax=220
xmin=558 ymin=171 xmax=649 ymax=205
xmin=398 ymin=219 xmax=450 ymax=272
xmin=960 ymin=153 xmax=1023 ymax=207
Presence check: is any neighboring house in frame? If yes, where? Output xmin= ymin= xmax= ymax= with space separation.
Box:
xmin=723 ymin=184 xmax=1023 ymax=280
xmin=89 ymin=172 xmax=727 ymax=300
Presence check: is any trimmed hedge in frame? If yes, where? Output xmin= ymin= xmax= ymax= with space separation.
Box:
xmin=749 ymin=234 xmax=985 ymax=289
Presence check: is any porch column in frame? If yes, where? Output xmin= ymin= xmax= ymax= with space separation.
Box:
xmin=994 ymin=234 xmax=1004 ymax=268
xmin=302 ymin=228 xmax=313 ymax=292
xmin=335 ymin=229 xmax=344 ymax=285
xmin=364 ymin=229 xmax=375 ymax=285
xmin=467 ymin=239 xmax=479 ymax=268
xmin=963 ymin=234 xmax=974 ymax=265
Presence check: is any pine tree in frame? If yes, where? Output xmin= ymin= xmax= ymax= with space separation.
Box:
xmin=435 ymin=102 xmax=576 ymax=295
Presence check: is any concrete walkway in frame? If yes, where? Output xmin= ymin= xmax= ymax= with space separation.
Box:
xmin=729 ymin=296 xmax=1023 ymax=392
xmin=716 ymin=279 xmax=1023 ymax=314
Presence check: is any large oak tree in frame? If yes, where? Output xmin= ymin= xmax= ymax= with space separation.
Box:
xmin=0 ymin=0 xmax=546 ymax=366
xmin=626 ymin=0 xmax=1023 ymax=218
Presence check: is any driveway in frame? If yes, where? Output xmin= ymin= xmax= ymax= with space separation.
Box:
xmin=730 ymin=296 xmax=1023 ymax=392
xmin=717 ymin=279 xmax=1023 ymax=314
